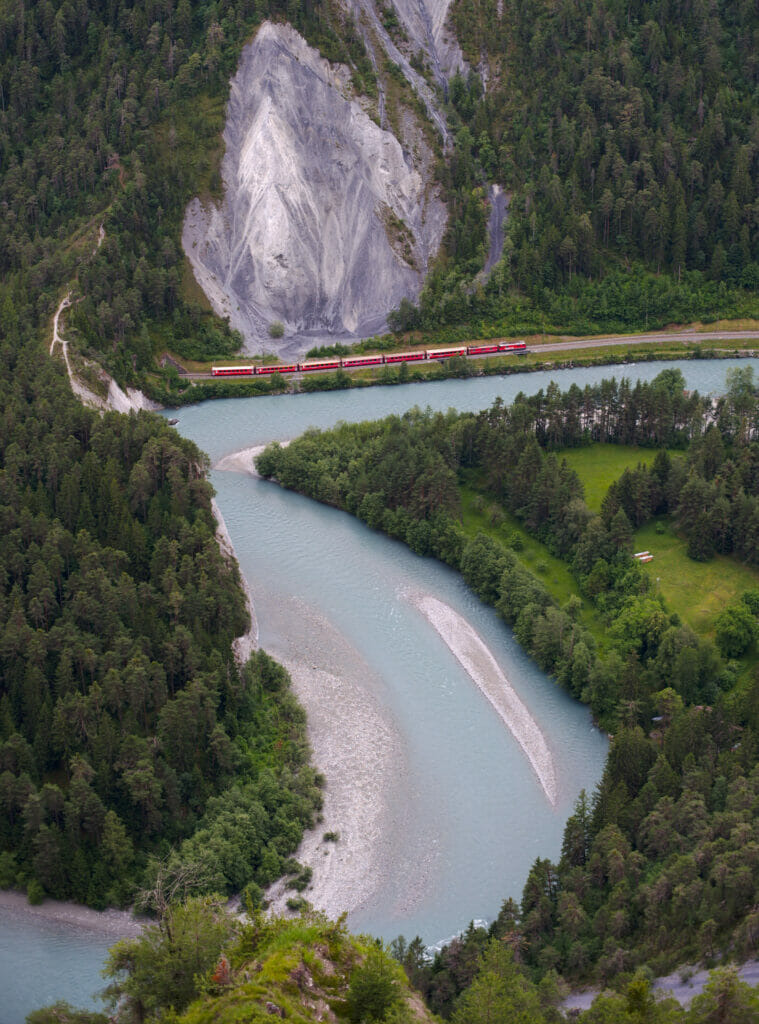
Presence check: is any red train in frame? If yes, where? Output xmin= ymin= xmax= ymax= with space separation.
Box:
xmin=211 ymin=341 xmax=527 ymax=376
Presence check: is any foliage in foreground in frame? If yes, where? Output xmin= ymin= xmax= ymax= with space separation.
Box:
xmin=27 ymin=902 xmax=759 ymax=1024
xmin=103 ymin=906 xmax=432 ymax=1024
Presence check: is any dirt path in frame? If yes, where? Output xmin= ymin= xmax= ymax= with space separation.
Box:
xmin=49 ymin=292 xmax=110 ymax=410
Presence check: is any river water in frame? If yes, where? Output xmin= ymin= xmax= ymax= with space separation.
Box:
xmin=4 ymin=358 xmax=756 ymax=1022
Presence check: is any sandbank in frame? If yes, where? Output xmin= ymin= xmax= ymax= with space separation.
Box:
xmin=260 ymin=593 xmax=410 ymax=923
xmin=0 ymin=889 xmax=143 ymax=938
xmin=214 ymin=441 xmax=290 ymax=477
xmin=409 ymin=592 xmax=557 ymax=805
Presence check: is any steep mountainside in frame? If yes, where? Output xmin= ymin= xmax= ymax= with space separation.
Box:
xmin=391 ymin=0 xmax=464 ymax=82
xmin=183 ymin=21 xmax=447 ymax=354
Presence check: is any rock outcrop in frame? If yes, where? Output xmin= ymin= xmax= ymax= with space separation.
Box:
xmin=183 ymin=21 xmax=446 ymax=354
xmin=389 ymin=0 xmax=465 ymax=84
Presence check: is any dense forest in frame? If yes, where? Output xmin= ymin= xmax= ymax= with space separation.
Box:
xmin=256 ymin=368 xmax=759 ymax=976
xmin=7 ymin=0 xmax=759 ymax=401
xmin=392 ymin=0 xmax=759 ymax=334
xmin=9 ymin=0 xmax=759 ymax=1018
xmin=0 ymin=311 xmax=321 ymax=908
xmin=0 ymin=0 xmax=378 ymax=388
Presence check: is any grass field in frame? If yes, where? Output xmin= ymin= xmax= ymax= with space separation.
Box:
xmin=633 ymin=519 xmax=759 ymax=639
xmin=560 ymin=444 xmax=681 ymax=512
xmin=459 ymin=482 xmax=609 ymax=650
xmin=561 ymin=443 xmax=759 ymax=638
xmin=462 ymin=443 xmax=759 ymax=667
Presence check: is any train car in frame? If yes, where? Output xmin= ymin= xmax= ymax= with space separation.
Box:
xmin=341 ymin=354 xmax=384 ymax=368
xmin=467 ymin=343 xmax=502 ymax=355
xmin=211 ymin=366 xmax=255 ymax=376
xmin=385 ymin=351 xmax=427 ymax=363
xmin=426 ymin=345 xmax=468 ymax=360
xmin=299 ymin=358 xmax=342 ymax=372
xmin=499 ymin=341 xmax=527 ymax=352
xmin=257 ymin=363 xmax=299 ymax=375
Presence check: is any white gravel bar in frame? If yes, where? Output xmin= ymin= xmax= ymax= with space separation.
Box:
xmin=410 ymin=593 xmax=557 ymax=805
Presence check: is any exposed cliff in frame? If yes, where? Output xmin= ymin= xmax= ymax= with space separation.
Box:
xmin=183 ymin=21 xmax=446 ymax=355
xmin=389 ymin=0 xmax=465 ymax=84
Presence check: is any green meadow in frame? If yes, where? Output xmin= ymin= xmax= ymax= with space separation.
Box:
xmin=560 ymin=443 xmax=672 ymax=512
xmin=459 ymin=481 xmax=609 ymax=649
xmin=463 ymin=443 xmax=759 ymax=656
xmin=632 ymin=519 xmax=759 ymax=640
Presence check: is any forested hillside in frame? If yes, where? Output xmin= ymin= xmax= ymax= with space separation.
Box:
xmin=400 ymin=0 xmax=759 ymax=334
xmin=0 ymin=0 xmax=376 ymax=387
xmin=8 ymin=0 xmax=759 ymax=395
xmin=0 ymin=312 xmax=321 ymax=908
xmin=257 ymin=368 xmax=759 ymax=975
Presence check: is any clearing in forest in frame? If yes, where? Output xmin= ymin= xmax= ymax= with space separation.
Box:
xmin=633 ymin=519 xmax=759 ymax=640
xmin=559 ymin=443 xmax=670 ymax=512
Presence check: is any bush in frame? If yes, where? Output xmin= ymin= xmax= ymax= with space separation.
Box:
xmin=714 ymin=603 xmax=758 ymax=658
xmin=242 ymin=882 xmax=264 ymax=913
xmin=27 ymin=879 xmax=45 ymax=905
xmin=0 ymin=852 xmax=18 ymax=888
xmin=348 ymin=948 xmax=401 ymax=1022
xmin=268 ymin=320 xmax=285 ymax=338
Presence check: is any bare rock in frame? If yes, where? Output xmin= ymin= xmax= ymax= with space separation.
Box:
xmin=183 ymin=21 xmax=446 ymax=355
xmin=389 ymin=0 xmax=466 ymax=82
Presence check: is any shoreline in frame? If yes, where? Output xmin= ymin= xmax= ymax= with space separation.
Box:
xmin=213 ymin=447 xmax=410 ymax=924
xmin=214 ymin=441 xmax=291 ymax=478
xmin=157 ymin=344 xmax=759 ymax=409
xmin=211 ymin=496 xmax=259 ymax=661
xmin=0 ymin=889 xmax=144 ymax=939
xmin=257 ymin=593 xmax=409 ymax=925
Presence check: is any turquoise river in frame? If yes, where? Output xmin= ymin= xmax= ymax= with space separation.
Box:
xmin=3 ymin=357 xmax=756 ymax=1023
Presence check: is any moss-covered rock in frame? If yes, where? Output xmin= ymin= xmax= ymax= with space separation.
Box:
xmin=177 ymin=912 xmax=435 ymax=1024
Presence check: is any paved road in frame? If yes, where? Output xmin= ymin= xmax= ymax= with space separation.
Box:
xmin=184 ymin=329 xmax=759 ymax=381
xmin=536 ymin=329 xmax=759 ymax=353
xmin=564 ymin=958 xmax=759 ymax=1011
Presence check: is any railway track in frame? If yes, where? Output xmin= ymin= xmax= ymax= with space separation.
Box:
xmin=182 ymin=329 xmax=759 ymax=381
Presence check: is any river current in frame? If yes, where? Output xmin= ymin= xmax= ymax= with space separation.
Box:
xmin=4 ymin=358 xmax=757 ymax=1022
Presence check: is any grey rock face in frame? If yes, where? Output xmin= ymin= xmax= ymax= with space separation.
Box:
xmin=183 ymin=22 xmax=446 ymax=353
xmin=388 ymin=0 xmax=465 ymax=83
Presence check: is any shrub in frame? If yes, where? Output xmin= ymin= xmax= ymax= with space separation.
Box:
xmin=27 ymin=880 xmax=45 ymax=905
xmin=268 ymin=320 xmax=285 ymax=338
xmin=348 ymin=948 xmax=401 ymax=1022
xmin=0 ymin=852 xmax=18 ymax=888
xmin=714 ymin=603 xmax=758 ymax=658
